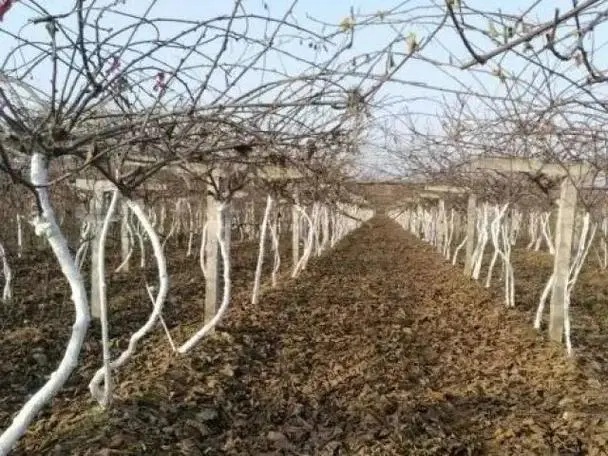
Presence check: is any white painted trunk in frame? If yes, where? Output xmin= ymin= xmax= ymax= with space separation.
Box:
xmin=534 ymin=274 xmax=554 ymax=329
xmin=0 ymin=153 xmax=90 ymax=455
xmin=119 ymin=201 xmax=131 ymax=273
xmin=252 ymin=195 xmax=273 ymax=305
xmin=75 ymin=220 xmax=91 ymax=272
xmin=564 ymin=214 xmax=596 ymax=356
xmin=452 ymin=235 xmax=467 ymax=266
xmin=16 ymin=215 xmax=22 ymax=258
xmin=161 ymin=201 xmax=179 ymax=249
xmin=292 ymin=206 xmax=315 ymax=278
xmin=0 ymin=241 xmax=12 ymax=301
xmin=472 ymin=205 xmax=489 ymax=280
xmin=178 ymin=203 xmax=231 ymax=354
xmin=115 ymin=209 xmax=135 ymax=274
xmin=145 ymin=284 xmax=177 ymax=352
xmin=185 ymin=200 xmax=194 ymax=257
xmin=499 ymin=222 xmax=515 ymax=307
xmin=269 ymin=209 xmax=281 ymax=288
xmin=88 ymin=198 xmax=169 ymax=397
xmin=89 ymin=188 xmax=119 ymax=408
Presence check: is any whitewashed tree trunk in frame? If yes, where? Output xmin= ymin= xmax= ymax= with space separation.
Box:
xmin=252 ymin=195 xmax=273 ymax=305
xmin=472 ymin=204 xmax=490 ymax=280
xmin=443 ymin=209 xmax=454 ymax=260
xmin=0 ymin=153 xmax=90 ymax=455
xmin=161 ymin=200 xmax=179 ymax=249
xmin=499 ymin=221 xmax=515 ymax=307
xmin=527 ymin=212 xmax=538 ymax=250
xmin=159 ymin=204 xmax=166 ymax=235
xmin=597 ymin=217 xmax=608 ymax=270
xmin=312 ymin=203 xmax=322 ymax=257
xmin=89 ymin=189 xmax=119 ymax=408
xmin=452 ymin=235 xmax=467 ymax=266
xmin=330 ymin=211 xmax=339 ymax=248
xmin=0 ymin=241 xmax=12 ymax=301
xmin=89 ymin=189 xmax=104 ymax=319
xmin=510 ymin=210 xmax=522 ymax=246
xmin=320 ymin=205 xmax=330 ymax=253
xmin=269 ymin=208 xmax=281 ymax=288
xmin=540 ymin=212 xmax=555 ymax=255
xmin=174 ymin=199 xmax=183 ymax=239
xmin=16 ymin=215 xmax=22 ymax=258
xmin=186 ymin=200 xmax=194 ymax=257
xmin=535 ymin=274 xmax=554 ymax=330
xmin=178 ymin=203 xmax=231 ymax=354
xmin=75 ymin=220 xmax=91 ymax=272
xmin=464 ymin=194 xmax=477 ymax=276
xmin=88 ymin=198 xmax=169 ymax=399
xmin=564 ymin=213 xmax=596 ymax=355
xmin=485 ymin=205 xmax=504 ymax=288
xmin=145 ymin=284 xmax=177 ymax=352
xmin=119 ymin=201 xmax=131 ymax=273
xmin=292 ymin=206 xmax=315 ymax=278
xmin=291 ymin=200 xmax=300 ymax=272
xmin=245 ymin=201 xmax=255 ymax=240
xmin=115 ymin=208 xmax=135 ymax=274
xmin=135 ymin=216 xmax=147 ymax=269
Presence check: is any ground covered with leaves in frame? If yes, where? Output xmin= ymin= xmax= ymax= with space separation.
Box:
xmin=511 ymin=251 xmax=608 ymax=381
xmin=4 ymin=217 xmax=608 ymax=455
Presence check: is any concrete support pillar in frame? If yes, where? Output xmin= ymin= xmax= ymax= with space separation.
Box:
xmin=204 ymin=194 xmax=221 ymax=327
xmin=223 ymin=203 xmax=232 ymax=267
xmin=549 ymin=178 xmax=578 ymax=343
xmin=245 ymin=201 xmax=255 ymax=240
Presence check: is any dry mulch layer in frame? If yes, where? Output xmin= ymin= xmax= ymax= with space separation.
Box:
xmin=4 ymin=217 xmax=608 ymax=455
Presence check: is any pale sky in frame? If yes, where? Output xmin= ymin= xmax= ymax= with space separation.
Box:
xmin=1 ymin=0 xmax=607 ymax=177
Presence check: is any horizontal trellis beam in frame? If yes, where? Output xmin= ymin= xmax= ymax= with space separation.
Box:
xmin=423 ymin=185 xmax=468 ymax=194
xmin=418 ymin=192 xmax=441 ymax=199
xmin=467 ymin=156 xmax=591 ymax=179
xmin=124 ymin=156 xmax=304 ymax=181
xmin=74 ymin=179 xmax=168 ymax=193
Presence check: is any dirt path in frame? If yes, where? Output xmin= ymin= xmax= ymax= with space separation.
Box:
xmin=17 ymin=217 xmax=608 ymax=455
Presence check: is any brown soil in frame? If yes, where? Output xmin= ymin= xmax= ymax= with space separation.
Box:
xmin=3 ymin=218 xmax=608 ymax=455
xmin=511 ymin=250 xmax=608 ymax=380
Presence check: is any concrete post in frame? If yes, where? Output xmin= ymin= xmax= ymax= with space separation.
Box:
xmin=204 ymin=194 xmax=221 ymax=328
xmin=549 ymin=178 xmax=578 ymax=343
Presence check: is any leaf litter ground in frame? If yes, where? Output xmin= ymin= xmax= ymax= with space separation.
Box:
xmin=4 ymin=217 xmax=608 ymax=455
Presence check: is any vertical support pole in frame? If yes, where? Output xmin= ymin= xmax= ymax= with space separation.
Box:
xmin=223 ymin=201 xmax=232 ymax=265
xmin=89 ymin=187 xmax=104 ymax=319
xmin=120 ymin=199 xmax=130 ymax=272
xmin=464 ymin=193 xmax=477 ymax=276
xmin=549 ymin=178 xmax=577 ymax=343
xmin=204 ymin=193 xmax=221 ymax=328
xmin=322 ymin=205 xmax=330 ymax=252
xmin=292 ymin=192 xmax=300 ymax=269
xmin=243 ymin=202 xmax=250 ymax=240
xmin=246 ymin=201 xmax=256 ymax=240
xmin=158 ymin=203 xmax=166 ymax=235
